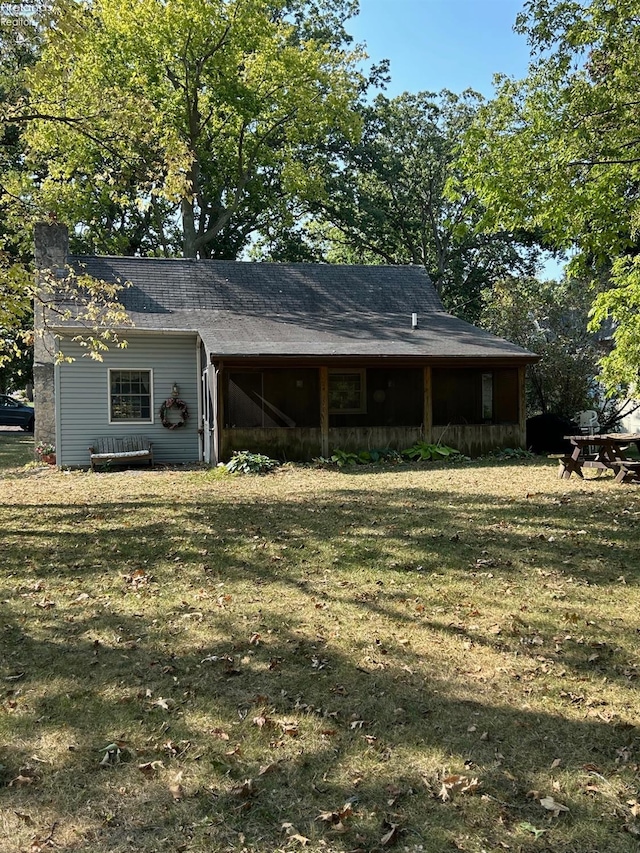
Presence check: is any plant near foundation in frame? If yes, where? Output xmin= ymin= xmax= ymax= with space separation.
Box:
xmin=402 ymin=441 xmax=460 ymax=462
xmin=330 ymin=449 xmax=361 ymax=467
xmin=358 ymin=448 xmax=404 ymax=464
xmin=484 ymin=447 xmax=535 ymax=461
xmin=35 ymin=441 xmax=55 ymax=457
xmin=225 ymin=451 xmax=279 ymax=475
xmin=330 ymin=447 xmax=404 ymax=467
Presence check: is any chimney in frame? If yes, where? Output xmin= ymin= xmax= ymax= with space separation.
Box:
xmin=34 ymin=222 xmax=69 ymax=273
xmin=411 ymin=312 xmax=418 ymax=330
xmin=33 ymin=222 xmax=69 ymax=456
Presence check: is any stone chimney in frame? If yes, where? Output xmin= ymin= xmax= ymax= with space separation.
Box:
xmin=34 ymin=221 xmax=69 ymax=272
xmin=33 ymin=222 xmax=69 ymax=453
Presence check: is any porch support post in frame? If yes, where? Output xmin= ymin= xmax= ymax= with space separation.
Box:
xmin=320 ymin=366 xmax=329 ymax=458
xmin=423 ymin=365 xmax=432 ymax=442
xmin=518 ymin=365 xmax=527 ymax=449
xmin=214 ymin=361 xmax=224 ymax=463
xmin=211 ymin=365 xmax=220 ymax=465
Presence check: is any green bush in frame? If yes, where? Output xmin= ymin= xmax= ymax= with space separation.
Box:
xmin=401 ymin=441 xmax=461 ymax=462
xmin=226 ymin=451 xmax=280 ymax=474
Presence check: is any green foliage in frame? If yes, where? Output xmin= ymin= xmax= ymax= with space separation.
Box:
xmin=402 ymin=441 xmax=461 ymax=462
xmin=18 ymin=0 xmax=364 ymax=259
xmin=225 ymin=450 xmax=280 ymax=474
xmin=304 ymin=90 xmax=541 ymax=322
xmin=328 ymin=447 xmax=404 ymax=467
xmin=481 ymin=275 xmax=611 ymax=417
xmin=458 ymin=0 xmax=640 ymax=387
xmin=330 ymin=449 xmax=361 ymax=467
xmin=589 ymin=255 xmax=640 ymax=394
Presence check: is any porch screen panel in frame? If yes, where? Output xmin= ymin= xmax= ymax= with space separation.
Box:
xmin=329 ymin=368 xmax=422 ymax=427
xmin=262 ymin=370 xmax=319 ymax=427
xmin=432 ymin=369 xmax=481 ymax=425
xmin=227 ymin=370 xmax=319 ymax=428
xmin=494 ymin=369 xmax=519 ymax=423
xmin=432 ymin=368 xmax=519 ymax=425
xmin=228 ymin=373 xmax=263 ymax=427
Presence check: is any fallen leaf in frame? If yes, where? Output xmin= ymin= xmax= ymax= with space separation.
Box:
xmin=628 ymin=800 xmax=640 ymax=818
xmin=209 ymin=728 xmax=230 ymax=741
xmin=440 ymin=774 xmax=480 ymax=801
xmin=169 ymin=771 xmax=184 ymax=800
xmin=9 ymin=774 xmax=35 ymax=787
xmin=231 ymin=779 xmax=255 ymax=798
xmin=380 ymin=822 xmax=400 ymax=846
xmin=138 ymin=760 xmax=164 ymax=776
xmin=540 ymin=796 xmax=569 ymax=815
xmin=289 ymin=834 xmax=310 ymax=846
xmin=518 ymin=821 xmax=546 ymax=838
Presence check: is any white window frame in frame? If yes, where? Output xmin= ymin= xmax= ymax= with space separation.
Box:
xmin=108 ymin=368 xmax=154 ymax=425
xmin=328 ymin=368 xmax=366 ymax=414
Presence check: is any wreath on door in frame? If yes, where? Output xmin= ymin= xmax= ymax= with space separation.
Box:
xmin=160 ymin=398 xmax=189 ymax=429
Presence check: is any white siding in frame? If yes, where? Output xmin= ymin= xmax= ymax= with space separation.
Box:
xmin=57 ymin=332 xmax=200 ymax=468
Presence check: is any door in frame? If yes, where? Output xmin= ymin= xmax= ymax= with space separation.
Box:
xmin=201 ymin=365 xmax=219 ymax=465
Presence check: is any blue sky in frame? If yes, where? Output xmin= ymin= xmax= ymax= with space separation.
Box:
xmin=347 ymin=0 xmax=565 ymax=278
xmin=349 ymin=0 xmax=531 ymax=98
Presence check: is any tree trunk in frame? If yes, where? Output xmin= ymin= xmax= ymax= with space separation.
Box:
xmin=181 ymin=198 xmax=197 ymax=258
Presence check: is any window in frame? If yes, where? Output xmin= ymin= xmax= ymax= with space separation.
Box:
xmin=109 ymin=369 xmax=153 ymax=423
xmin=328 ymin=369 xmax=366 ymax=414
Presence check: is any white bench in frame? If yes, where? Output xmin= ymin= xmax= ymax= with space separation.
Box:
xmin=89 ymin=436 xmax=153 ymax=471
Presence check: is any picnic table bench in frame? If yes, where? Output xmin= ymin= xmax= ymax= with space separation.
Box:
xmin=89 ymin=436 xmax=153 ymax=471
xmin=611 ymin=460 xmax=640 ymax=484
xmin=558 ymin=433 xmax=640 ymax=481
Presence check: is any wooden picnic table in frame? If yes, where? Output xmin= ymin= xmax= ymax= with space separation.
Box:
xmin=559 ymin=433 xmax=640 ymax=481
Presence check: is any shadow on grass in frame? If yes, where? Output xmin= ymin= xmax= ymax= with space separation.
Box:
xmin=1 ymin=475 xmax=639 ymax=852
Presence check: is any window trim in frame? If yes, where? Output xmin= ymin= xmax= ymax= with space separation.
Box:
xmin=328 ymin=368 xmax=366 ymax=414
xmin=108 ymin=368 xmax=154 ymax=425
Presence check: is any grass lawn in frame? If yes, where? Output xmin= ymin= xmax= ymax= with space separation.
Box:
xmin=1 ymin=452 xmax=639 ymax=852
xmin=0 ymin=430 xmax=34 ymax=469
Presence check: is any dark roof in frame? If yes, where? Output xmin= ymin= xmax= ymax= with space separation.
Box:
xmin=67 ymin=255 xmax=537 ymax=361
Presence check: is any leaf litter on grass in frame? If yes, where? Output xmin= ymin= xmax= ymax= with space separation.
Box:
xmin=0 ymin=460 xmax=639 ymax=852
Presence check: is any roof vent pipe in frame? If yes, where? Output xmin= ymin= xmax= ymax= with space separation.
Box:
xmin=411 ymin=312 xmax=418 ymax=330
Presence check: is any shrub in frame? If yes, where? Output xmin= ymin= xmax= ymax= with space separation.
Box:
xmin=225 ymin=451 xmax=280 ymax=474
xmin=402 ymin=441 xmax=460 ymax=462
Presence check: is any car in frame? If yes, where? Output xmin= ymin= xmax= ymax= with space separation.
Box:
xmin=0 ymin=395 xmax=34 ymax=431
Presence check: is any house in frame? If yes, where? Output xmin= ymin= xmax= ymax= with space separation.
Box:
xmin=33 ymin=223 xmax=538 ymax=468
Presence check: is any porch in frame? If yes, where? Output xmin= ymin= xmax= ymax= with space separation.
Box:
xmin=204 ymin=361 xmax=527 ymax=462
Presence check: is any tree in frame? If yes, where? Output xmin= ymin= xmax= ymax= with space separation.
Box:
xmin=483 ymin=275 xmax=602 ymax=417
xmin=459 ymin=0 xmax=640 ymax=390
xmin=15 ymin=0 xmax=364 ymax=258
xmin=295 ymin=91 xmax=541 ymax=322
xmin=0 ymin=18 xmax=41 ymax=378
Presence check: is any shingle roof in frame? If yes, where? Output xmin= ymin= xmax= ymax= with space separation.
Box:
xmin=67 ymin=256 xmax=537 ymax=361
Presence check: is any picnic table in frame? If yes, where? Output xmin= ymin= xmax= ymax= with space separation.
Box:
xmin=558 ymin=433 xmax=640 ymax=482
